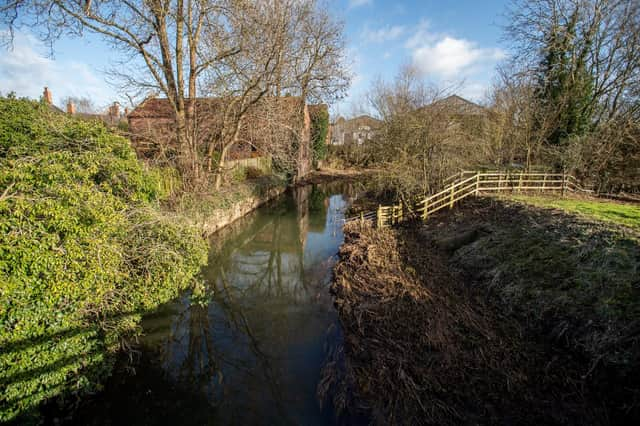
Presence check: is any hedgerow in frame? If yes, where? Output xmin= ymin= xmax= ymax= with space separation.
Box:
xmin=0 ymin=96 xmax=208 ymax=422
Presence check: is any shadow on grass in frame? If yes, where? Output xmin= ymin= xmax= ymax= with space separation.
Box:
xmin=0 ymin=308 xmax=160 ymax=424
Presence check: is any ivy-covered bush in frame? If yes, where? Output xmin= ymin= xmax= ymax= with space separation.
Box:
xmin=0 ymin=97 xmax=207 ymax=422
xmin=310 ymin=106 xmax=329 ymax=168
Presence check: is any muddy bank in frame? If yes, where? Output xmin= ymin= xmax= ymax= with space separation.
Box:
xmin=295 ymin=168 xmax=376 ymax=186
xmin=331 ymin=197 xmax=640 ymax=425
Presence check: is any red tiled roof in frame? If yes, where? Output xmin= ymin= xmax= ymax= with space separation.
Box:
xmin=127 ymin=98 xmax=219 ymax=119
xmin=128 ymin=96 xmax=306 ymax=119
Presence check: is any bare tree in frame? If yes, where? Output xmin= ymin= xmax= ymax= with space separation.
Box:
xmin=199 ymin=0 xmax=349 ymax=188
xmin=201 ymin=0 xmax=293 ymax=189
xmin=484 ymin=65 xmax=561 ymax=169
xmin=285 ymin=1 xmax=350 ymax=104
xmin=2 ymin=0 xmax=349 ymax=189
xmin=365 ymin=65 xmax=488 ymax=202
xmin=496 ymin=0 xmax=640 ymax=185
xmin=1 ymin=0 xmax=241 ymax=185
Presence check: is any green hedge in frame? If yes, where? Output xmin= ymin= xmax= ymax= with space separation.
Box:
xmin=0 ymin=97 xmax=207 ymax=422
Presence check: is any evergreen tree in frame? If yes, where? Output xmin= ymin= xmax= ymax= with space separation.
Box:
xmin=536 ymin=6 xmax=594 ymax=146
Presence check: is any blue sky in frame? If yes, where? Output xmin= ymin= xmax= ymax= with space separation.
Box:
xmin=336 ymin=0 xmax=508 ymax=115
xmin=0 ymin=0 xmax=509 ymax=115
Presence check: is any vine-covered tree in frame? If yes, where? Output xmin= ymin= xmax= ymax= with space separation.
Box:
xmin=488 ymin=0 xmax=640 ymax=188
xmin=534 ymin=4 xmax=595 ymax=146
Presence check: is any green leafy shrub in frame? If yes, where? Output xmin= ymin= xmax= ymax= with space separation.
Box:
xmin=310 ymin=107 xmax=329 ymax=168
xmin=0 ymin=97 xmax=207 ymax=422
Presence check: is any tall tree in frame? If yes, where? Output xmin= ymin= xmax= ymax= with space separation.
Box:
xmin=505 ymin=0 xmax=640 ymax=144
xmin=535 ymin=4 xmax=595 ymax=145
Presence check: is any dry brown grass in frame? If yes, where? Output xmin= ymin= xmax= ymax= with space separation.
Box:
xmin=329 ymin=220 xmax=608 ymax=425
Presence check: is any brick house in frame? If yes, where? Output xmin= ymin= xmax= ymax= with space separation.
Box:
xmin=330 ymin=115 xmax=382 ymax=146
xmin=127 ymin=96 xmax=313 ymax=178
xmin=427 ymin=95 xmax=486 ymax=116
xmin=41 ymin=87 xmax=126 ymax=126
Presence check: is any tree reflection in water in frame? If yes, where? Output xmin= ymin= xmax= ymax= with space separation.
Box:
xmin=139 ymin=183 xmax=355 ymax=425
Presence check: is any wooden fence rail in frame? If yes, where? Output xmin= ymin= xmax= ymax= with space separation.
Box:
xmin=344 ymin=171 xmax=592 ymax=228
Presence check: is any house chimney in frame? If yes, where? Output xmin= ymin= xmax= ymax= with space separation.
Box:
xmin=110 ymin=102 xmax=120 ymax=117
xmin=43 ymin=87 xmax=53 ymax=105
xmin=66 ymin=101 xmax=76 ymax=115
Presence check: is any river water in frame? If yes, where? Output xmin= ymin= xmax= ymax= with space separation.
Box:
xmin=65 ymin=182 xmax=360 ymax=426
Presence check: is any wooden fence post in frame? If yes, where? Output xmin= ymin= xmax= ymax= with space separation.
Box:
xmin=542 ymin=173 xmax=546 ymax=192
xmin=449 ymin=183 xmax=455 ymax=209
xmin=376 ymin=204 xmax=382 ymax=228
xmin=518 ymin=171 xmax=523 ymax=192
xmin=422 ymin=197 xmax=428 ymax=221
xmin=475 ymin=173 xmax=480 ymax=196
xmin=562 ymin=172 xmax=567 ymax=197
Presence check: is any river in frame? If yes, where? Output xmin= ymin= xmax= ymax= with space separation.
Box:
xmin=63 ymin=182 xmax=362 ymax=426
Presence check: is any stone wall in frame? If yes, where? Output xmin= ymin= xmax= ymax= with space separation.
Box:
xmin=198 ymin=185 xmax=287 ymax=236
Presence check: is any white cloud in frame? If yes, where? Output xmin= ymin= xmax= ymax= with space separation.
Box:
xmin=405 ymin=19 xmax=434 ymax=49
xmin=402 ymin=22 xmax=506 ymax=102
xmin=362 ymin=25 xmax=405 ymax=43
xmin=409 ymin=34 xmax=505 ymax=78
xmin=0 ymin=31 xmax=114 ymax=108
xmin=413 ymin=37 xmax=478 ymax=76
xmin=348 ymin=0 xmax=372 ymax=9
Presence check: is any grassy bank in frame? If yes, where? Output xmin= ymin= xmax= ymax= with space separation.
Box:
xmin=508 ymin=194 xmax=640 ymax=231
xmin=0 ymin=97 xmax=208 ymax=422
xmin=447 ymin=198 xmax=640 ymax=373
xmin=332 ymin=197 xmax=640 ymax=425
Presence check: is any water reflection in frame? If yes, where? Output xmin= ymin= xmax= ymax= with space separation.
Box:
xmin=135 ymin=183 xmax=352 ymax=425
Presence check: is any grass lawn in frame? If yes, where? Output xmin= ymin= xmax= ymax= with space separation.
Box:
xmin=508 ymin=195 xmax=640 ymax=231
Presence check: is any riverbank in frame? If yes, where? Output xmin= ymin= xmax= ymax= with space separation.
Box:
xmin=170 ymin=169 xmax=372 ymax=236
xmin=295 ymin=167 xmax=377 ymax=186
xmin=331 ymin=197 xmax=640 ymax=425
xmin=170 ymin=175 xmax=288 ymax=236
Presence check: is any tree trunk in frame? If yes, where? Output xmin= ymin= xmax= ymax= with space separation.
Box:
xmin=214 ymin=120 xmax=243 ymax=190
xmin=213 ymin=143 xmax=230 ymax=190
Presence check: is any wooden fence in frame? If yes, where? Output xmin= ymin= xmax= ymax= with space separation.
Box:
xmin=346 ymin=171 xmax=592 ymax=228
xmin=226 ymin=155 xmax=272 ymax=174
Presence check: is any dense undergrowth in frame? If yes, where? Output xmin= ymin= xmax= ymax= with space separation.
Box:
xmin=0 ymin=97 xmax=208 ymax=422
xmin=169 ymin=174 xmax=287 ymax=237
xmin=173 ymin=174 xmax=286 ymax=218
